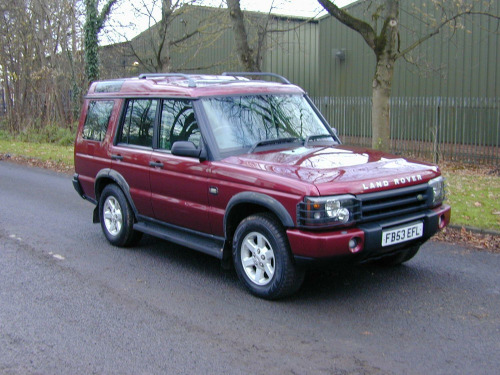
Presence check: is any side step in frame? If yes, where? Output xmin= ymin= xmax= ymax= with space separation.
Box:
xmin=134 ymin=220 xmax=224 ymax=259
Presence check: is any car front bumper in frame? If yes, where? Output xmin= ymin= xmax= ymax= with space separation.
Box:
xmin=287 ymin=204 xmax=451 ymax=264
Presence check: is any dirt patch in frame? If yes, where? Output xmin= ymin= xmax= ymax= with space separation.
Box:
xmin=439 ymin=161 xmax=499 ymax=177
xmin=433 ymin=226 xmax=499 ymax=253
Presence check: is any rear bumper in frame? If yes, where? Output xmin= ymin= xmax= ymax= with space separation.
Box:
xmin=72 ymin=173 xmax=85 ymax=198
xmin=287 ymin=204 xmax=451 ymax=264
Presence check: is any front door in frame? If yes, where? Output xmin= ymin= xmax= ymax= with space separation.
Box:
xmin=149 ymin=99 xmax=211 ymax=233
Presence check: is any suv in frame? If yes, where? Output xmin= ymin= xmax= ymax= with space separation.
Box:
xmin=73 ymin=72 xmax=451 ymax=299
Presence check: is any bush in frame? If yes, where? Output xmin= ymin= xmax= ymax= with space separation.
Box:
xmin=56 ymin=128 xmax=76 ymax=146
xmin=3 ymin=122 xmax=77 ymax=146
xmin=0 ymin=129 xmax=13 ymax=141
xmin=42 ymin=124 xmax=76 ymax=146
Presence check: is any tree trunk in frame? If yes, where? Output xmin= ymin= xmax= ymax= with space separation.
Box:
xmin=371 ymin=56 xmax=395 ymax=152
xmin=157 ymin=0 xmax=172 ymax=72
xmin=84 ymin=0 xmax=99 ymax=83
xmin=2 ymin=71 xmax=13 ymax=129
xmin=317 ymin=0 xmax=400 ymax=152
xmin=370 ymin=0 xmax=399 ymax=152
xmin=227 ymin=0 xmax=259 ymax=72
xmin=84 ymin=0 xmax=117 ymax=83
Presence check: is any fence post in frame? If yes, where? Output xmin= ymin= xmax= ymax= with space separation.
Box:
xmin=433 ymin=97 xmax=441 ymax=164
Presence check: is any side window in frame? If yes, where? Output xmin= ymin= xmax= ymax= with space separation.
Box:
xmin=119 ymin=99 xmax=158 ymax=147
xmin=82 ymin=100 xmax=114 ymax=141
xmin=159 ymin=100 xmax=200 ymax=151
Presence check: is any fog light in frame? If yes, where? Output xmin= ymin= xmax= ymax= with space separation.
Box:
xmin=439 ymin=214 xmax=446 ymax=229
xmin=348 ymin=237 xmax=362 ymax=253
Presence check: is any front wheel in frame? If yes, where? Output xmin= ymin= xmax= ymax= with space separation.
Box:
xmin=232 ymin=213 xmax=304 ymax=300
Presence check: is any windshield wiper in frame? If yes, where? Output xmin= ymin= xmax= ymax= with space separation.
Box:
xmin=248 ymin=137 xmax=300 ymax=154
xmin=304 ymin=134 xmax=336 ymax=147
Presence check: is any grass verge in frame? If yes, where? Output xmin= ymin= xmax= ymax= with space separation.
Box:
xmin=0 ymin=139 xmax=74 ymax=174
xmin=441 ymin=163 xmax=500 ymax=232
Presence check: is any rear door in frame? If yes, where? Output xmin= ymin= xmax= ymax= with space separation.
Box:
xmin=149 ymin=99 xmax=211 ymax=233
xmin=109 ymin=98 xmax=157 ymax=218
xmin=75 ymin=99 xmax=116 ymax=200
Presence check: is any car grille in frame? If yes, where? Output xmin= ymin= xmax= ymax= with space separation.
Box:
xmin=358 ymin=183 xmax=430 ymax=223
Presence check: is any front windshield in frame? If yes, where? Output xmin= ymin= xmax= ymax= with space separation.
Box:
xmin=201 ymin=95 xmax=336 ymax=153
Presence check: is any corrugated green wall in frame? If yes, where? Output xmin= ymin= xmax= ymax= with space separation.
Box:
xmin=263 ymin=18 xmax=319 ymax=95
xmin=103 ymin=6 xmax=319 ymax=94
xmin=104 ymin=1 xmax=499 ymax=100
xmin=318 ymin=0 xmax=500 ymax=98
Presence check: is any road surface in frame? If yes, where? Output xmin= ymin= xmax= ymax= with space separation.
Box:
xmin=1 ymin=162 xmax=499 ymax=374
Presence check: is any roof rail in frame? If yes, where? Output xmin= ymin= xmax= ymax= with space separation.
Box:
xmin=222 ymin=72 xmax=291 ymax=84
xmin=138 ymin=73 xmax=196 ymax=88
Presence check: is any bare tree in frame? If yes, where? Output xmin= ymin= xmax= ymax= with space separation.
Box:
xmin=318 ymin=0 xmax=500 ymax=152
xmin=227 ymin=0 xmax=321 ymax=73
xmin=117 ymin=0 xmax=227 ymax=73
xmin=0 ymin=0 xmax=83 ymax=130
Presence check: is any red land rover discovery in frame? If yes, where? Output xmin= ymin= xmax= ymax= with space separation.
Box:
xmin=73 ymin=72 xmax=451 ymax=299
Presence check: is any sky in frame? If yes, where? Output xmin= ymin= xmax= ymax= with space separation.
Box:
xmin=224 ymin=0 xmax=354 ymax=17
xmin=103 ymin=0 xmax=354 ymax=43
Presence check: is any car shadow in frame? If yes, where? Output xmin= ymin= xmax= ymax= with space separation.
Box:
xmin=129 ymin=234 xmax=239 ymax=282
xmin=126 ymin=234 xmax=442 ymax=305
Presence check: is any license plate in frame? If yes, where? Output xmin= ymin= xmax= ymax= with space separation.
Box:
xmin=382 ymin=222 xmax=423 ymax=247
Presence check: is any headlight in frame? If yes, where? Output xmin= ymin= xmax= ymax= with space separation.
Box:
xmin=298 ymin=194 xmax=360 ymax=229
xmin=325 ymin=200 xmax=351 ymax=222
xmin=428 ymin=176 xmax=445 ymax=206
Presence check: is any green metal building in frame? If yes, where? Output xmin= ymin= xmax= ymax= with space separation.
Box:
xmin=314 ymin=0 xmax=499 ymax=164
xmin=317 ymin=0 xmax=499 ymax=98
xmin=102 ymin=1 xmax=499 ymax=164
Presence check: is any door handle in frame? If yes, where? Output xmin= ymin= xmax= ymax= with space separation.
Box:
xmin=149 ymin=161 xmax=164 ymax=168
xmin=111 ymin=154 xmax=123 ymax=161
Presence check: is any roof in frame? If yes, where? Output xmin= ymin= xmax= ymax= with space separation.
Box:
xmin=86 ymin=73 xmax=305 ymax=98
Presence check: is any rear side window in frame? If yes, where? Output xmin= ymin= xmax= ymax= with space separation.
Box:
xmin=82 ymin=100 xmax=115 ymax=141
xmin=119 ymin=99 xmax=158 ymax=147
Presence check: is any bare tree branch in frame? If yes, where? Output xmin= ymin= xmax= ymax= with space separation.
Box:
xmin=97 ymin=0 xmax=118 ymax=30
xmin=317 ymin=0 xmax=377 ymax=50
xmin=397 ymin=10 xmax=500 ymax=58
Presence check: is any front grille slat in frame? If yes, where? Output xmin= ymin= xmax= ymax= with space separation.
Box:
xmin=359 ymin=184 xmax=430 ymax=223
xmin=361 ymin=204 xmax=427 ymax=222
xmin=362 ymin=195 xmax=426 ymax=214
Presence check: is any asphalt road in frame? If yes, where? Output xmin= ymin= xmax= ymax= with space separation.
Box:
xmin=0 ymin=161 xmax=499 ymax=375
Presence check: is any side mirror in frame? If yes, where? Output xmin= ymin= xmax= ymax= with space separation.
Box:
xmin=171 ymin=141 xmax=206 ymax=160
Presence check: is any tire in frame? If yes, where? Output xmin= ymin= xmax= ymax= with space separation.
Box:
xmin=99 ymin=184 xmax=142 ymax=247
xmin=232 ymin=213 xmax=304 ymax=300
xmin=371 ymin=244 xmax=421 ymax=267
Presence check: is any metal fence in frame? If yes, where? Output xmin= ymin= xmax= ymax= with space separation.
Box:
xmin=312 ymin=96 xmax=500 ymax=166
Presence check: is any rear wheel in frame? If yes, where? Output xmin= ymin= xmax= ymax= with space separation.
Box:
xmin=232 ymin=213 xmax=304 ymax=299
xmin=371 ymin=244 xmax=421 ymax=267
xmin=99 ymin=184 xmax=142 ymax=247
